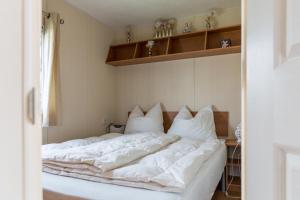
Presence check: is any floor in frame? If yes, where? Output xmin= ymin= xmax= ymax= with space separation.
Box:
xmin=212 ymin=190 xmax=241 ymax=200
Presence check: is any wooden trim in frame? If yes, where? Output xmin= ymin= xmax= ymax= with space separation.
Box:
xmin=107 ymin=46 xmax=241 ymax=66
xmin=165 ymin=37 xmax=171 ymax=55
xmin=226 ymin=139 xmax=240 ymax=147
xmin=106 ymin=47 xmax=113 ymax=62
xmin=204 ymin=31 xmax=208 ymax=50
xmin=133 ymin=43 xmax=139 ymax=58
xmin=44 ymin=190 xmax=84 ymax=200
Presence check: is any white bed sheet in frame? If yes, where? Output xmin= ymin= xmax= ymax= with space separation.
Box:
xmin=43 ymin=141 xmax=226 ymax=200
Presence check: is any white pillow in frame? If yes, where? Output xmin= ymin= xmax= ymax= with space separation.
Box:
xmin=124 ymin=103 xmax=164 ymax=134
xmin=167 ymin=105 xmax=217 ymax=140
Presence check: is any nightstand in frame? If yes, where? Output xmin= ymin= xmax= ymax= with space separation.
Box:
xmin=225 ymin=139 xmax=241 ymax=197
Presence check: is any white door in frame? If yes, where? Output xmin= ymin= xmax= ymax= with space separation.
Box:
xmin=0 ymin=0 xmax=42 ymax=200
xmin=246 ymin=0 xmax=300 ymax=199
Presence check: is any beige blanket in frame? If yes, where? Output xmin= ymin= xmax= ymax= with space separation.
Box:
xmin=43 ymin=132 xmax=221 ymax=192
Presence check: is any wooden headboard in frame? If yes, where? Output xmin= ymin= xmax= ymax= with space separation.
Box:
xmin=128 ymin=111 xmax=229 ymax=137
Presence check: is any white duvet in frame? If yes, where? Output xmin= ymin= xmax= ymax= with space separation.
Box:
xmin=42 ymin=132 xmax=222 ymax=193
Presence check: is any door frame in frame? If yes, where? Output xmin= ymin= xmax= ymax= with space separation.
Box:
xmin=22 ymin=0 xmax=43 ymax=199
xmin=21 ymin=0 xmax=249 ymax=200
xmin=241 ymin=0 xmax=247 ymax=199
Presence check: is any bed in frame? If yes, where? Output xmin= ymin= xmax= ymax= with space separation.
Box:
xmin=43 ymin=110 xmax=229 ymax=200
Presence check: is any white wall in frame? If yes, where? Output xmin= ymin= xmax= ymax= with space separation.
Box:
xmin=43 ymin=0 xmax=116 ymax=143
xmin=114 ymin=6 xmax=241 ymax=44
xmin=116 ymin=54 xmax=241 ymax=137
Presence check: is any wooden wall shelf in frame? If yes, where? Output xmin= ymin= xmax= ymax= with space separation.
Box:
xmin=106 ymin=25 xmax=241 ymax=67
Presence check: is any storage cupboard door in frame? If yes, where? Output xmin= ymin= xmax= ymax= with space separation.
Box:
xmin=23 ymin=0 xmax=43 ymax=199
xmin=247 ymin=0 xmax=300 ymax=199
xmin=0 ymin=0 xmax=42 ymax=199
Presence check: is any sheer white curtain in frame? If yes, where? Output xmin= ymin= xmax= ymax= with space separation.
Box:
xmin=41 ymin=13 xmax=60 ymax=127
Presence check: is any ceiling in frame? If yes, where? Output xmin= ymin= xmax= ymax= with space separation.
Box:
xmin=65 ymin=0 xmax=241 ymax=29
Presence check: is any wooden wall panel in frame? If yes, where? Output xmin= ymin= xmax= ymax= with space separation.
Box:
xmin=116 ymin=54 xmax=241 ymax=138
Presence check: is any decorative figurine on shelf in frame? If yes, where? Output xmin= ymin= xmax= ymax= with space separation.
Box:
xmin=220 ymin=39 xmax=232 ymax=48
xmin=154 ymin=20 xmax=162 ymax=38
xmin=205 ymin=10 xmax=217 ymax=30
xmin=146 ymin=40 xmax=155 ymax=56
xmin=153 ymin=18 xmax=176 ymax=39
xmin=183 ymin=22 xmax=193 ymax=33
xmin=161 ymin=22 xmax=167 ymax=38
xmin=166 ymin=23 xmax=172 ymax=37
xmin=167 ymin=18 xmax=176 ymax=36
xmin=126 ymin=25 xmax=132 ymax=43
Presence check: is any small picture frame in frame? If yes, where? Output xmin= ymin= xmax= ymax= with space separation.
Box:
xmin=220 ymin=39 xmax=231 ymax=48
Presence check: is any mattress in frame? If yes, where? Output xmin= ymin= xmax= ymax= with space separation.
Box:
xmin=43 ymin=141 xmax=226 ymax=200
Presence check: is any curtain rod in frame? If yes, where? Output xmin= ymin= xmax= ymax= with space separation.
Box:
xmin=42 ymin=11 xmax=64 ymax=24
